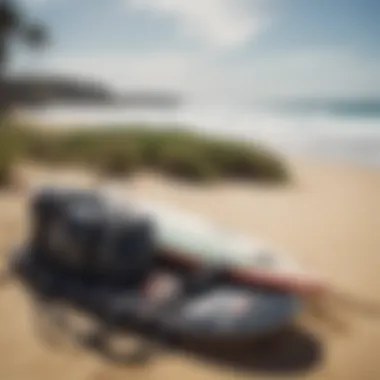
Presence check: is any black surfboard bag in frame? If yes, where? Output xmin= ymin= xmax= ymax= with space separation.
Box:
xmin=12 ymin=186 xmax=300 ymax=342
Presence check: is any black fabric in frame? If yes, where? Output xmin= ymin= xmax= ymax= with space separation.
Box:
xmin=30 ymin=187 xmax=102 ymax=255
xmin=19 ymin=186 xmax=302 ymax=341
xmin=14 ymin=245 xmax=301 ymax=340
xmin=97 ymin=217 xmax=155 ymax=286
xmin=184 ymin=266 xmax=226 ymax=295
xmin=30 ymin=187 xmax=155 ymax=288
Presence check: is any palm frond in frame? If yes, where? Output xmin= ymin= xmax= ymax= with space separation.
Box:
xmin=0 ymin=0 xmax=21 ymax=33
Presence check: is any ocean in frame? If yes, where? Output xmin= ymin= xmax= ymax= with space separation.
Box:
xmin=18 ymin=101 xmax=380 ymax=167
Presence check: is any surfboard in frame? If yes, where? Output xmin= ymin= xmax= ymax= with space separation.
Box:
xmin=101 ymin=193 xmax=326 ymax=296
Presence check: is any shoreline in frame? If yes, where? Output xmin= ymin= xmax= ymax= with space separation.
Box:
xmin=15 ymin=110 xmax=380 ymax=170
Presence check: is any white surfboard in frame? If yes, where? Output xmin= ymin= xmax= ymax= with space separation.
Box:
xmin=100 ymin=189 xmax=325 ymax=296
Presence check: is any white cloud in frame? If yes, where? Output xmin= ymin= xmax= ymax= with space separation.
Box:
xmin=247 ymin=49 xmax=380 ymax=101
xmin=181 ymin=49 xmax=380 ymax=103
xmin=13 ymin=48 xmax=380 ymax=104
xmin=19 ymin=51 xmax=198 ymax=93
xmin=127 ymin=0 xmax=268 ymax=50
xmin=10 ymin=0 xmax=380 ymax=104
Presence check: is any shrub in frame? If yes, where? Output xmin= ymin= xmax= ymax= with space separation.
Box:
xmin=0 ymin=128 xmax=19 ymax=187
xmin=157 ymin=144 xmax=219 ymax=182
xmin=0 ymin=156 xmax=13 ymax=186
xmin=8 ymin=125 xmax=290 ymax=184
xmin=94 ymin=141 xmax=142 ymax=178
xmin=204 ymin=139 xmax=289 ymax=182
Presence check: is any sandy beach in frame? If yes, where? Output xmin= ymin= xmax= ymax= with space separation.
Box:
xmin=1 ymin=158 xmax=380 ymax=380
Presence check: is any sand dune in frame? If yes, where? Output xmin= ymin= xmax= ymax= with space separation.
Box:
xmin=1 ymin=159 xmax=380 ymax=380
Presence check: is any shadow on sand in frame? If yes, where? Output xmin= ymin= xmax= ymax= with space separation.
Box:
xmin=28 ymin=297 xmax=323 ymax=377
xmin=177 ymin=327 xmax=323 ymax=375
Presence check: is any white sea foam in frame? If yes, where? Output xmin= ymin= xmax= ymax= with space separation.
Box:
xmin=19 ymin=104 xmax=380 ymax=166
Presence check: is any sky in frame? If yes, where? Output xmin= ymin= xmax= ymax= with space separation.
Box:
xmin=11 ymin=0 xmax=380 ymax=104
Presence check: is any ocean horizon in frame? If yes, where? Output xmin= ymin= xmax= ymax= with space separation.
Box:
xmin=18 ymin=100 xmax=380 ymax=168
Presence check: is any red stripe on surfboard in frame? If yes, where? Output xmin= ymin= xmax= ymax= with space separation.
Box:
xmin=158 ymin=247 xmax=326 ymax=297
xmin=230 ymin=268 xmax=326 ymax=296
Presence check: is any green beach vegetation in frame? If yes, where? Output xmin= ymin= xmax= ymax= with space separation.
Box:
xmin=0 ymin=1 xmax=289 ymax=186
xmin=0 ymin=124 xmax=290 ymax=185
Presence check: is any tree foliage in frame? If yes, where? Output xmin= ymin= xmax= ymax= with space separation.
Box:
xmin=0 ymin=0 xmax=48 ymax=112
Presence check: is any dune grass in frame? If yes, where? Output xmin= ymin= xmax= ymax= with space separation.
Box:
xmin=0 ymin=123 xmax=290 ymax=184
xmin=0 ymin=126 xmax=21 ymax=186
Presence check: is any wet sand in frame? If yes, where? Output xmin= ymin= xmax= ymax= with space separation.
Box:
xmin=1 ymin=159 xmax=380 ymax=380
